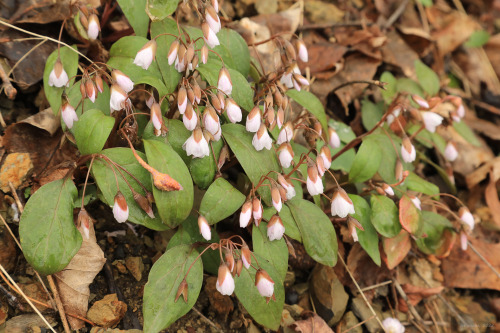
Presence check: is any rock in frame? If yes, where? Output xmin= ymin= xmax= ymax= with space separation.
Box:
xmin=125 ymin=256 xmax=144 ymax=281
xmin=247 ymin=321 xmax=261 ymax=333
xmin=304 ymin=1 xmax=344 ymax=24
xmin=113 ymin=260 xmax=127 ymax=274
xmin=4 ymin=314 xmax=56 ymax=333
xmin=87 ymin=294 xmax=127 ymax=328
xmin=309 ymin=264 xmax=349 ymax=326
xmin=351 ymin=296 xmax=383 ymax=333
xmin=281 ymin=309 xmax=295 ymax=332
xmin=0 ymin=153 xmax=33 ymax=192
xmin=255 ymin=0 xmax=277 ymax=14
xmin=339 ymin=311 xmax=362 ymax=333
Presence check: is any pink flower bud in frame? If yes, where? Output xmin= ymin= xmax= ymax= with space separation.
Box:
xmin=277 ymin=143 xmax=294 ymax=169
xmin=202 ymin=22 xmax=220 ymax=48
xmin=316 ymin=156 xmax=326 ymax=177
xmin=460 ymin=231 xmax=468 ymax=251
xmin=150 ymin=102 xmax=163 ymax=134
xmin=85 ymin=80 xmax=96 ymax=103
xmin=225 ymin=98 xmax=242 ymax=123
xmin=213 ymin=126 xmax=222 ymax=141
xmin=48 ymin=58 xmax=68 ymax=87
xmin=241 ymin=244 xmax=251 ymax=269
xmin=168 ymin=39 xmax=180 ymax=65
xmin=218 ymin=67 xmax=232 ymax=95
xmin=110 ymin=84 xmax=128 ymax=112
xmin=61 ymin=102 xmax=78 ymax=129
xmin=401 ymin=137 xmax=416 ymax=163
xmin=182 ymin=104 xmax=197 ymax=131
xmin=348 ymin=219 xmax=358 ymax=242
xmin=278 ymin=174 xmax=296 ymax=200
xmin=87 ymin=14 xmax=100 ymax=40
xmin=205 ymin=6 xmax=221 ymax=34
xmin=277 ymin=121 xmax=293 ymax=145
xmin=178 ymin=86 xmax=188 ymax=114
xmin=201 ymin=44 xmax=209 ymax=64
xmin=328 ymin=127 xmax=341 ymax=149
xmin=459 ymin=207 xmax=474 ymax=230
xmin=216 ymin=264 xmax=235 ymax=296
xmin=382 ymin=184 xmax=394 ymax=196
xmin=113 ymin=191 xmax=129 ymax=223
xmin=296 ymin=39 xmax=308 ymax=62
xmin=252 ymin=197 xmax=263 ymax=226
xmin=255 ymin=269 xmax=274 ymax=298
xmin=77 ymin=209 xmax=92 ymax=240
xmin=252 ymin=124 xmax=273 ymax=151
xmin=409 ymin=195 xmax=421 ymax=210
xmin=240 ymin=200 xmax=252 ymax=228
xmin=330 ymin=188 xmax=355 ymax=218
xmin=267 ymin=215 xmax=285 ymax=241
xmin=444 ymin=141 xmax=458 ymax=162
xmin=306 ymin=165 xmax=323 ymax=196
xmin=320 ymin=146 xmax=332 ymax=169
xmin=198 ymin=215 xmax=211 ymax=241
xmin=246 ymin=106 xmax=261 ymax=132
xmin=412 ymin=94 xmax=430 ymax=109
xmin=134 ymin=40 xmax=157 ymax=70
xmin=203 ymin=107 xmax=220 ymax=135
xmin=421 ymin=111 xmax=443 ymax=133
xmin=183 ymin=128 xmax=210 ymax=158
xmin=211 ymin=0 xmax=219 ymax=12
xmin=271 ymin=187 xmax=282 ymax=212
xmin=111 ymin=70 xmax=134 ymax=93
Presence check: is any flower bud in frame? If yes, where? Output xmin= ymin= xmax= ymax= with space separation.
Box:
xmin=277 ymin=121 xmax=293 ymax=145
xmin=202 ymin=22 xmax=220 ymax=48
xmin=267 ymin=215 xmax=285 ymax=241
xmin=306 ymin=164 xmax=323 ymax=196
xmin=201 ymin=44 xmax=209 ymax=64
xmin=110 ymin=84 xmax=128 ymax=113
xmin=183 ymin=127 xmax=210 ymax=158
xmin=459 ymin=207 xmax=474 ymax=230
xmin=246 ymin=106 xmax=261 ymax=132
xmin=178 ymin=86 xmax=188 ymax=114
xmin=183 ymin=103 xmax=197 ymax=131
xmin=203 ymin=107 xmax=220 ymax=135
xmin=225 ymin=251 xmax=235 ymax=272
xmin=48 ymin=58 xmax=69 ymax=87
xmin=296 ymin=39 xmax=308 ymax=62
xmin=87 ymin=14 xmax=100 ymax=40
xmin=278 ymin=174 xmax=296 ymax=200
xmin=211 ymin=0 xmax=219 ymax=12
xmin=252 ymin=124 xmax=273 ymax=151
xmin=216 ymin=264 xmax=235 ymax=296
xmin=77 ymin=208 xmax=92 ymax=240
xmin=382 ymin=183 xmax=394 ymax=196
xmin=210 ymin=93 xmax=222 ymax=112
xmin=225 ymin=98 xmax=242 ymax=123
xmin=134 ymin=39 xmax=157 ymax=70
xmin=395 ymin=160 xmax=404 ymax=182
xmin=348 ymin=218 xmax=359 ymax=242
xmin=409 ymin=195 xmax=421 ymax=210
xmin=133 ymin=190 xmax=155 ymax=219
xmin=277 ymin=143 xmax=294 ymax=169
xmin=185 ymin=43 xmax=195 ymax=64
xmin=271 ymin=186 xmax=282 ymax=212
xmin=255 ymin=269 xmax=274 ymax=298
xmin=252 ymin=197 xmax=263 ymax=226
xmin=444 ymin=141 xmax=458 ymax=162
xmin=319 ymin=146 xmax=332 ymax=169
xmin=412 ymin=94 xmax=430 ymax=109
xmin=276 ymin=107 xmax=285 ymax=129
xmin=150 ymin=102 xmax=163 ymax=135
xmin=111 ymin=70 xmax=134 ymax=93
xmin=460 ymin=230 xmax=468 ymax=251
xmin=421 ymin=111 xmax=443 ymax=133
xmin=313 ymin=121 xmax=322 ymax=137
xmin=205 ymin=6 xmax=221 ymax=34
xmin=85 ymin=80 xmax=96 ymax=103
xmin=198 ymin=215 xmax=211 ymax=241
xmin=218 ymin=67 xmax=232 ymax=95
xmin=240 ymin=200 xmax=252 ymax=228
xmin=328 ymin=127 xmax=341 ymax=149
xmin=401 ymin=137 xmax=416 ymax=163
xmin=175 ymin=279 xmax=188 ymax=303
xmin=94 ymin=74 xmax=104 ymax=93
xmin=113 ymin=191 xmax=129 ymax=223
xmin=61 ymin=102 xmax=78 ymax=129
xmin=235 ymin=259 xmax=243 ymax=277
xmin=316 ymin=156 xmax=326 ymax=177
xmin=217 ymin=91 xmax=225 ymax=110
xmin=241 ymin=244 xmax=251 ymax=269
xmin=80 ymin=80 xmax=86 ymax=98
xmin=330 ymin=188 xmax=355 ymax=218
xmin=168 ymin=39 xmax=180 ymax=65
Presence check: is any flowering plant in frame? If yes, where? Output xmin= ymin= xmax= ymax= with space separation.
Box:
xmin=19 ymin=0 xmax=479 ymax=331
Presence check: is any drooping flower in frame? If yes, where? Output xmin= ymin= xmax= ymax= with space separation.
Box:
xmin=87 ymin=14 xmax=100 ymax=40
xmin=401 ymin=137 xmax=416 ymax=163
xmin=267 ymin=215 xmax=285 ymax=241
xmin=168 ymin=39 xmax=180 ymax=65
xmin=110 ymin=84 xmax=128 ymax=113
xmin=48 ymin=58 xmax=69 ymax=87
xmin=444 ymin=141 xmax=458 ymax=162
xmin=382 ymin=183 xmax=394 ymax=196
xmin=218 ymin=67 xmax=232 ymax=95
xmin=205 ymin=6 xmax=221 ymax=34
xmin=412 ymin=94 xmax=429 ymax=109
xmin=276 ymin=121 xmax=293 ymax=145
xmin=134 ymin=40 xmax=157 ymax=70
xmin=320 ymin=146 xmax=332 ymax=169
xmin=240 ymin=200 xmax=252 ymax=228
xmin=112 ymin=191 xmax=129 ymax=223
xmin=246 ymin=106 xmax=261 ymax=132
xmin=85 ymin=80 xmax=96 ymax=103
xmin=421 ymin=111 xmax=443 ymax=133
xmin=182 ymin=104 xmax=197 ymax=131
xmin=241 ymin=244 xmax=251 ymax=269
xmin=225 ymin=98 xmax=242 ymax=123
xmin=296 ymin=39 xmax=308 ymax=62
xmin=459 ymin=207 xmax=474 ymax=230
xmin=255 ymin=269 xmax=274 ymax=298
xmin=198 ymin=215 xmax=211 ymax=241
xmin=330 ymin=188 xmax=355 ymax=218
xmin=410 ymin=195 xmax=421 ymax=210
xmin=61 ymin=102 xmax=78 ymax=129
xmin=328 ymin=127 xmax=341 ymax=149
xmin=202 ymin=22 xmax=220 ymax=48
xmin=112 ymin=70 xmax=134 ymax=93
xmin=306 ymin=164 xmax=323 ymax=196
xmin=271 ymin=186 xmax=282 ymax=212
xmin=203 ymin=107 xmax=220 ymax=135
xmin=178 ymin=86 xmax=188 ymax=114
xmin=183 ymin=128 xmax=210 ymax=158
xmin=382 ymin=317 xmax=405 ymax=333
xmin=252 ymin=197 xmax=263 ymax=226
xmin=252 ymin=124 xmax=273 ymax=151
xmin=277 ymin=143 xmax=294 ymax=169
xmin=216 ymin=264 xmax=235 ymax=296
xmin=150 ymin=102 xmax=163 ymax=135
xmin=278 ymin=174 xmax=296 ymax=200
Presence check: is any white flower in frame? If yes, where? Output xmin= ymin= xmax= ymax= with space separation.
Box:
xmin=410 ymin=196 xmax=421 ymax=210
xmin=213 ymin=126 xmax=222 ymax=141
xmin=328 ymin=127 xmax=341 ymax=149
xmin=252 ymin=198 xmax=263 ymax=225
xmin=216 ymin=264 xmax=235 ymax=296
xmin=183 ymin=128 xmax=210 ymax=158
xmin=278 ymin=175 xmax=296 ymax=200
xmin=255 ymin=269 xmax=274 ymax=298
xmin=277 ymin=107 xmax=284 ymax=129
xmin=211 ymin=0 xmax=219 ymax=12
xmin=113 ymin=191 xmax=129 ymax=223
xmin=267 ymin=215 xmax=285 ymax=241
xmin=252 ymin=124 xmax=273 ymax=151
xmin=205 ymin=7 xmax=221 ymax=34
xmin=444 ymin=141 xmax=458 ymax=162
xmin=174 ymin=56 xmax=186 ymax=72
xmin=48 ymin=59 xmax=68 ymax=87
xmin=112 ymin=70 xmax=134 ymax=93
xmin=386 ymin=107 xmax=401 ymax=126
xmin=182 ymin=105 xmax=197 ymax=131
xmin=246 ymin=106 xmax=261 ymax=132
xmin=241 ymin=245 xmax=251 ymax=269
xmin=85 ymin=81 xmax=96 ymax=103
xmin=382 ymin=317 xmax=405 ymax=333
xmin=459 ymin=207 xmax=474 ymax=230
xmin=61 ymin=102 xmax=78 ymax=129
xmin=198 ymin=216 xmax=211 ymax=241
xmin=134 ymin=40 xmax=157 ymax=70
xmin=178 ymin=87 xmax=188 ymax=114
xmin=412 ymin=95 xmax=429 ymax=109
xmin=146 ymin=94 xmax=155 ymax=109
xmin=226 ymin=99 xmax=242 ymax=123
xmin=271 ymin=187 xmax=282 ymax=212
xmin=401 ymin=137 xmax=416 ymax=163
xmin=167 ymin=40 xmax=179 ymax=65
xmin=203 ymin=108 xmax=220 ymax=135
xmin=280 ymin=72 xmax=293 ymax=88
xmin=421 ymin=112 xmax=443 ymax=133
xmin=331 ymin=189 xmax=355 ymax=218
xmin=150 ymin=102 xmax=162 ymax=132
xmin=316 ymin=157 xmax=326 ymax=177
xmin=457 ymin=103 xmax=465 ymax=118
xmin=278 ymin=143 xmax=294 ymax=169
xmin=240 ymin=201 xmax=252 ymax=228
xmin=110 ymin=84 xmax=128 ymax=112
xmin=218 ymin=67 xmax=232 ymax=95
xmin=87 ymin=14 xmax=100 ymax=40
xmin=306 ymin=165 xmax=323 ymax=196
xmin=297 ymin=40 xmax=308 ymax=62
xmin=460 ymin=231 xmax=468 ymax=251
xmin=202 ymin=22 xmax=220 ymax=48
xmin=382 ymin=184 xmax=394 ymax=196
xmin=277 ymin=122 xmax=293 ymax=145
xmin=320 ymin=146 xmax=332 ymax=169
xmin=201 ymin=44 xmax=209 ymax=64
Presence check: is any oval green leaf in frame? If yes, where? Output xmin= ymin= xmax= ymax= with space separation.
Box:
xmin=20 ymin=179 xmax=82 ymax=275
xmin=287 ymin=89 xmax=327 ymax=132
xmin=406 ymin=171 xmax=439 ymax=196
xmin=117 ymin=0 xmax=149 ymax=37
xmin=370 ymin=195 xmax=401 ymax=238
xmin=252 ymin=222 xmax=288 ymax=280
xmin=146 ymin=0 xmax=179 ymax=21
xmin=199 ymin=178 xmax=245 ymax=225
xmin=73 ymin=109 xmax=115 ymax=155
xmin=190 ymin=139 xmax=223 ymax=189
xmin=415 ymin=60 xmax=440 ymax=96
xmin=415 ymin=211 xmax=453 ymax=254
xmin=349 ymin=135 xmax=382 ymax=183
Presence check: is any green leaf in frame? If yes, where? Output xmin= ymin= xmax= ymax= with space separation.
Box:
xmin=399 ymin=195 xmax=423 ymax=235
xmin=453 ymin=121 xmax=481 ymax=147
xmin=328 ymin=119 xmax=356 ymax=143
xmin=415 ymin=211 xmax=453 ymax=254
xmin=234 ymin=253 xmax=285 ymax=330
xmin=67 ymin=80 xmax=111 ymax=117
xmin=150 ymin=18 xmax=182 ymax=93
xmin=380 ymin=71 xmax=397 ymax=104
xmin=369 ymin=132 xmax=399 ymax=184
xmin=349 ymin=194 xmax=380 ymax=266
xmin=287 ymin=90 xmax=327 ymax=132
xmin=349 ymin=135 xmax=382 ymax=183
xmin=199 ymin=178 xmax=246 ymax=224
xmin=415 ymin=60 xmax=440 ymax=96
xmin=166 ymin=216 xmax=220 ymax=274
xmin=330 ymin=144 xmax=355 ymax=172
xmin=370 ymin=195 xmax=401 ymax=238
xmin=143 ymin=140 xmax=194 ymax=228
xmin=144 ymin=119 xmax=192 ymax=164
xmin=416 ymin=0 xmax=433 ymax=7
xmin=361 ymin=99 xmax=385 ymax=131
xmin=117 ymin=0 xmax=149 ymax=37
xmin=465 ymin=30 xmax=490 ymax=48
xmin=197 ymin=60 xmax=254 ymax=111
xmin=253 ymin=222 xmax=288 ymax=280
xmin=19 ymin=179 xmax=82 ymax=275
xmin=146 ymin=0 xmax=179 ymax=21
xmin=73 ymin=109 xmax=115 ymax=155
xmin=92 ymin=148 xmax=168 ymax=230
xmin=189 ymin=139 xmax=223 ymax=189
xmin=143 ymin=244 xmax=203 ymax=333
xmin=263 ymin=206 xmax=302 ymax=242
xmin=108 ymin=36 xmax=168 ymax=96
xmin=396 ymin=78 xmax=424 ymax=97
xmin=222 ymin=124 xmax=280 ymax=205
xmin=44 ymin=45 xmax=79 ymax=115
xmin=217 ymin=29 xmax=251 ymax=77
xmin=287 ymin=199 xmax=338 ymax=266
xmin=406 ymin=172 xmax=439 ymax=196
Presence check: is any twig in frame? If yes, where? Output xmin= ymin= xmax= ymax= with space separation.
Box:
xmin=297 ymin=21 xmax=372 ymax=31
xmin=192 ymin=307 xmax=224 ymax=333
xmin=47 ymin=275 xmax=71 ymax=333
xmin=0 ymin=58 xmax=16 ymax=99
xmin=467 ymin=240 xmax=500 ymax=279
xmin=337 ymin=254 xmax=384 ymax=330
xmin=8 ymin=181 xmax=24 ymax=214
xmin=384 ymin=0 xmax=410 ymax=28
xmin=424 ymin=302 xmax=441 ymax=333
xmin=359 ymin=280 xmax=393 ymax=292
xmin=392 ymin=279 xmax=427 ymax=325
xmin=341 ymin=314 xmax=376 ymax=333
xmin=331 ymin=80 xmax=387 ymax=93
xmin=0 ymin=264 xmax=56 ymax=332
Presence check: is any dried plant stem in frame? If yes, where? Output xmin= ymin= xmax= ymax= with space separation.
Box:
xmin=341 ymin=315 xmax=376 ymax=333
xmin=331 ymin=80 xmax=387 ymax=93
xmin=359 ymin=280 xmax=393 ymax=292
xmin=337 ymin=254 xmax=384 ymax=330
xmin=8 ymin=181 xmax=23 ymax=214
xmin=47 ymin=275 xmax=71 ymax=333
xmin=0 ymin=264 xmax=57 ymax=332
xmin=192 ymin=307 xmax=223 ymax=333
xmin=0 ymin=58 xmax=16 ymax=99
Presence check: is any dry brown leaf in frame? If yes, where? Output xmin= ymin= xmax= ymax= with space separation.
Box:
xmin=54 ymin=219 xmax=106 ymax=330
xmin=485 ymin=174 xmax=500 ymax=229
xmin=20 ymin=108 xmax=60 ymax=136
xmin=430 ymin=10 xmax=476 ymax=56
xmin=381 ymin=30 xmax=419 ymax=79
xmin=292 ymin=313 xmax=334 ymax=333
xmin=465 ymin=157 xmax=500 ymax=189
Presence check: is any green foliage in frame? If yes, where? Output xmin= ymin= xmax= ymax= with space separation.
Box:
xmin=19 ymin=179 xmax=82 ymax=275
xmin=349 ymin=135 xmax=383 ymax=183
xmin=370 ymin=195 xmax=401 ymax=238
xmin=73 ymin=109 xmax=115 ymax=155
xmin=415 ymin=211 xmax=453 ymax=254
xmin=189 ymin=139 xmax=223 ymax=189
xmin=406 ymin=172 xmax=440 ymax=197
xmin=453 ymin=121 xmax=481 ymax=147
xmin=415 ymin=60 xmax=440 ymax=96
xmin=199 ymin=178 xmax=246 ymax=224
xmin=253 ymin=222 xmax=289 ymax=281
xmin=361 ymin=99 xmax=385 ymax=130
xmin=143 ymin=244 xmax=203 ymax=333
xmin=465 ymin=30 xmax=490 ymax=48
xmin=117 ymin=0 xmax=149 ymax=37
xmin=287 ymin=89 xmax=328 ymax=132
xmin=146 ymin=0 xmax=179 ymax=21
